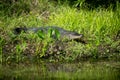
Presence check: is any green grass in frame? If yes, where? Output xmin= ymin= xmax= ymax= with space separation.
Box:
xmin=0 ymin=1 xmax=120 ymax=63
xmin=49 ymin=7 xmax=120 ymax=43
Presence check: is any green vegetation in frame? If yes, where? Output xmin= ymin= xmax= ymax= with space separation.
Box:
xmin=0 ymin=0 xmax=120 ymax=79
xmin=1 ymin=0 xmax=120 ymax=63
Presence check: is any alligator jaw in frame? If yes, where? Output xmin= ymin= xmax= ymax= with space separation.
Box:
xmin=69 ymin=34 xmax=83 ymax=40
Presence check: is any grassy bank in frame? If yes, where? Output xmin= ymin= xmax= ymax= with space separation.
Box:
xmin=0 ymin=0 xmax=120 ymax=64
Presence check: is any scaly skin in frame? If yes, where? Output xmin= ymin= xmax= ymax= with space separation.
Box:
xmin=14 ymin=26 xmax=86 ymax=43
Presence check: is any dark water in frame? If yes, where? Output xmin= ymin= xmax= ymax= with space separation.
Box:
xmin=0 ymin=61 xmax=120 ymax=80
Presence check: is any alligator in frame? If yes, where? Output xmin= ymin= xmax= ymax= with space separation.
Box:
xmin=14 ymin=26 xmax=86 ymax=43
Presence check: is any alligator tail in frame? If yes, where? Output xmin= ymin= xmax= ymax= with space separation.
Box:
xmin=14 ymin=27 xmax=27 ymax=34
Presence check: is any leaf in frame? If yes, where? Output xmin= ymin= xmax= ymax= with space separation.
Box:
xmin=37 ymin=30 xmax=45 ymax=40
xmin=48 ymin=28 xmax=53 ymax=38
xmin=55 ymin=29 xmax=60 ymax=39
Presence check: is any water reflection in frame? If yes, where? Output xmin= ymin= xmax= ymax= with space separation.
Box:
xmin=0 ymin=61 xmax=120 ymax=79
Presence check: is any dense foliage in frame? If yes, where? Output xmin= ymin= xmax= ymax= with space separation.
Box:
xmin=0 ymin=0 xmax=120 ymax=63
